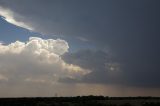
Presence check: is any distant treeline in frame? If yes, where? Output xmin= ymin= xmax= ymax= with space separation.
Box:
xmin=0 ymin=96 xmax=159 ymax=106
xmin=1 ymin=96 xmax=159 ymax=101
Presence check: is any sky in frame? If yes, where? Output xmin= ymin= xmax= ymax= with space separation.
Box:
xmin=0 ymin=0 xmax=160 ymax=97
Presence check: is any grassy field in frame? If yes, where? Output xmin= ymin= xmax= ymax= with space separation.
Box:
xmin=0 ymin=96 xmax=159 ymax=106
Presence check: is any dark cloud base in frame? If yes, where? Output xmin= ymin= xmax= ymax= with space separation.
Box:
xmin=62 ymin=49 xmax=160 ymax=88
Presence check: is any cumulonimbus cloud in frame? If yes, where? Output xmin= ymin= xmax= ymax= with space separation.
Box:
xmin=0 ymin=37 xmax=90 ymax=84
xmin=0 ymin=0 xmax=160 ymax=89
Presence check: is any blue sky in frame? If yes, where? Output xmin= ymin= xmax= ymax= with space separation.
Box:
xmin=0 ymin=17 xmax=33 ymax=43
xmin=0 ymin=17 xmax=95 ymax=52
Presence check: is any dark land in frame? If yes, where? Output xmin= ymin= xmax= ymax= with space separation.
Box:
xmin=0 ymin=96 xmax=160 ymax=106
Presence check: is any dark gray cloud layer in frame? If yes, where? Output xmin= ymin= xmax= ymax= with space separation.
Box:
xmin=62 ymin=49 xmax=160 ymax=87
xmin=0 ymin=0 xmax=160 ymax=88
xmin=62 ymin=50 xmax=121 ymax=84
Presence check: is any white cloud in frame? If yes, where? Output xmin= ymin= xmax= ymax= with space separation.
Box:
xmin=0 ymin=37 xmax=90 ymax=85
xmin=0 ymin=6 xmax=33 ymax=30
xmin=0 ymin=41 xmax=4 ymax=45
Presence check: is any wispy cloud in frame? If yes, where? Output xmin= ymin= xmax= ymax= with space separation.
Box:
xmin=77 ymin=37 xmax=89 ymax=42
xmin=0 ymin=6 xmax=33 ymax=30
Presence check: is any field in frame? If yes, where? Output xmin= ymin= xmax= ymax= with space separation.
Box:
xmin=0 ymin=96 xmax=160 ymax=106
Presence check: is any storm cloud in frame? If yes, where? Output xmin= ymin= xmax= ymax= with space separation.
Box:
xmin=0 ymin=0 xmax=160 ymax=89
xmin=0 ymin=37 xmax=90 ymax=85
xmin=62 ymin=49 xmax=160 ymax=87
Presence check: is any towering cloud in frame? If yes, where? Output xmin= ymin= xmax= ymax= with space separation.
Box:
xmin=0 ymin=37 xmax=90 ymax=84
